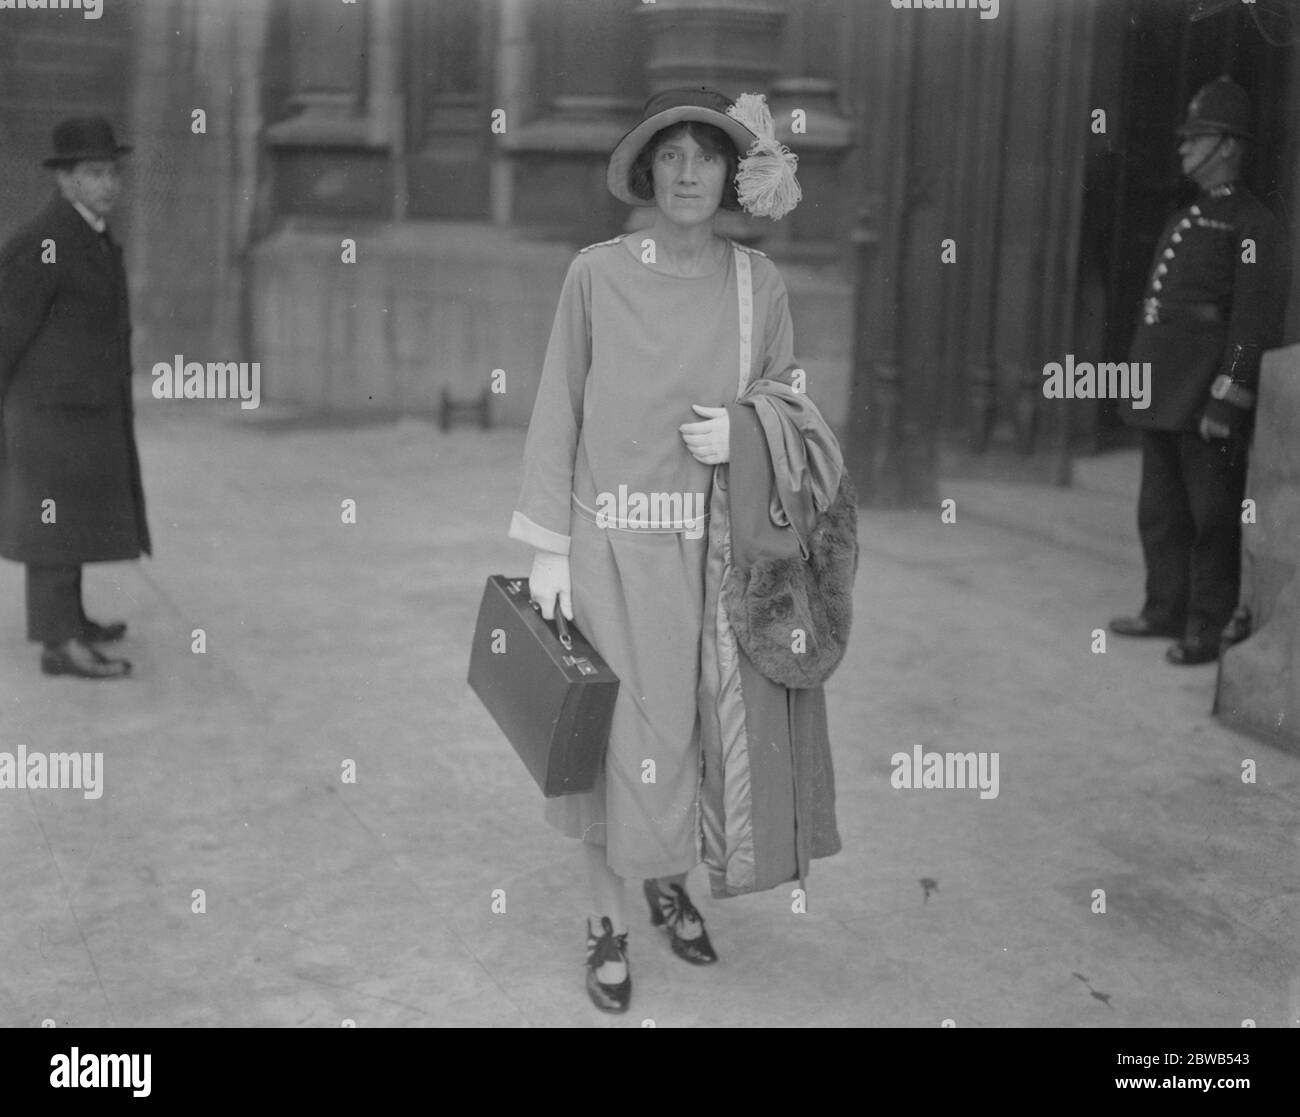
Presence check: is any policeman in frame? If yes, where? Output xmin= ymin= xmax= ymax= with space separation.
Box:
xmin=1111 ymin=77 xmax=1292 ymax=666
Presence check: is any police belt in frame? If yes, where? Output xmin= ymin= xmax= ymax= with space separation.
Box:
xmin=1141 ymin=298 xmax=1225 ymax=327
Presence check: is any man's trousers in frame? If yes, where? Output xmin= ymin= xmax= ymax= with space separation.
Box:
xmin=25 ymin=563 xmax=84 ymax=646
xmin=1136 ymin=428 xmax=1249 ymax=641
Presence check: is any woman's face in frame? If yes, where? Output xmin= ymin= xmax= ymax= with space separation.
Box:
xmin=651 ymin=128 xmax=728 ymax=228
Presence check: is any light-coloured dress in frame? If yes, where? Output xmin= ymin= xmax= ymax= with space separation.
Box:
xmin=510 ymin=233 xmax=799 ymax=881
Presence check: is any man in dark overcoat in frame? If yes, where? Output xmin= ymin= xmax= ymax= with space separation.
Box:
xmin=1110 ymin=78 xmax=1292 ymax=666
xmin=0 ymin=118 xmax=150 ymax=679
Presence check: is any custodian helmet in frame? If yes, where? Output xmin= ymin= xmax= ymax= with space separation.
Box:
xmin=1176 ymin=76 xmax=1253 ymax=141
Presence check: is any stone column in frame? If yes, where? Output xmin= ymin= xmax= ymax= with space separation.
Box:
xmin=954 ymin=13 xmax=1012 ymax=455
xmin=127 ymin=0 xmax=272 ymax=365
xmin=843 ymin=3 xmax=913 ymax=505
xmin=635 ymin=0 xmax=786 ymax=92
xmin=995 ymin=0 xmax=1095 ymax=478
xmin=503 ymin=0 xmax=644 ymax=238
xmin=262 ymin=0 xmax=403 ymax=218
xmin=1216 ymin=344 xmax=1300 ymax=754
xmin=492 ymin=0 xmax=535 ymax=227
xmin=763 ymin=80 xmax=844 ymax=255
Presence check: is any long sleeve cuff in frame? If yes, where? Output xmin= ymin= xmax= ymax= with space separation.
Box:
xmin=508 ymin=510 xmax=570 ymax=555
xmin=1209 ymin=373 xmax=1256 ymax=411
xmin=1202 ymin=398 xmax=1248 ymax=433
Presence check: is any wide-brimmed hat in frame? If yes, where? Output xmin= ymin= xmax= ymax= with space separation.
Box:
xmin=43 ymin=117 xmax=132 ymax=168
xmin=1176 ymin=76 xmax=1253 ymax=141
xmin=607 ymin=88 xmax=754 ymax=207
xmin=607 ymin=87 xmax=801 ymax=220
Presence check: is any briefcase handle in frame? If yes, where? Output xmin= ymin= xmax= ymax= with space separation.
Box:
xmin=529 ymin=598 xmax=574 ymax=651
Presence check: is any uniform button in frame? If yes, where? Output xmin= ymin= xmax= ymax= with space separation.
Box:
xmin=1163 ymin=248 xmax=1176 ymax=259
xmin=1171 ymin=232 xmax=1183 ymax=244
xmin=1152 ymin=280 xmax=1163 ymax=292
xmin=1179 ymin=219 xmax=1192 ymax=229
xmin=1155 ymin=264 xmax=1167 ymax=276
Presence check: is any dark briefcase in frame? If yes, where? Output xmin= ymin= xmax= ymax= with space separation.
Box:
xmin=467 ymin=575 xmax=619 ymax=797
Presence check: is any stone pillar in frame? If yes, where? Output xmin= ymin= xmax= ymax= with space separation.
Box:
xmin=503 ymin=0 xmax=644 ymax=238
xmin=492 ymin=0 xmax=535 ymax=227
xmin=127 ymin=0 xmax=272 ymax=365
xmin=1216 ymin=344 xmax=1300 ymax=754
xmin=763 ymin=79 xmax=852 ymax=255
xmin=1285 ymin=72 xmax=1300 ymax=342
xmin=262 ymin=0 xmax=403 ymax=218
xmin=843 ymin=4 xmax=913 ymax=505
xmin=954 ymin=11 xmax=1012 ymax=455
xmin=1006 ymin=0 xmax=1095 ymax=485
xmin=635 ymin=0 xmax=786 ymax=93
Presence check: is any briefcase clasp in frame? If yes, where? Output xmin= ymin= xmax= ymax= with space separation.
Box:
xmin=563 ymin=655 xmax=597 ymax=676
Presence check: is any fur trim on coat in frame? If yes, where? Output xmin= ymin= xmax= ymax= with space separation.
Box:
xmin=723 ymin=470 xmax=857 ymax=688
xmin=721 ymin=380 xmax=858 ymax=689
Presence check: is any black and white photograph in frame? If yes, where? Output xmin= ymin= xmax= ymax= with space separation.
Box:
xmin=1 ymin=0 xmax=1298 ymax=1077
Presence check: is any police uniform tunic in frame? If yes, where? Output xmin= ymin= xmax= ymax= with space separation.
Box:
xmin=1121 ymin=181 xmax=1291 ymax=638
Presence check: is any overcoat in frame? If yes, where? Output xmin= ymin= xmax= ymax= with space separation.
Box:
xmin=0 ymin=195 xmax=151 ymax=565
xmin=698 ymin=380 xmax=847 ymax=899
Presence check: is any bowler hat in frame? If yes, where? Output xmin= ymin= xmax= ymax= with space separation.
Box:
xmin=43 ymin=117 xmax=132 ymax=168
xmin=606 ymin=88 xmax=757 ymax=208
xmin=1177 ymin=77 xmax=1253 ymax=141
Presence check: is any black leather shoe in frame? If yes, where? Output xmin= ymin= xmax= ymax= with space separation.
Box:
xmin=1110 ymin=615 xmax=1183 ymax=638
xmin=585 ymin=916 xmax=631 ymax=1014
xmin=643 ymin=880 xmax=718 ymax=966
xmin=82 ymin=618 xmax=127 ymax=644
xmin=41 ymin=638 xmax=131 ymax=679
xmin=1166 ymin=638 xmax=1218 ymax=666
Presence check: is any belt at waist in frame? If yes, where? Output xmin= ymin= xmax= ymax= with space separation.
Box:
xmin=1142 ymin=298 xmax=1225 ymax=326
xmin=571 ymin=491 xmax=709 ymax=533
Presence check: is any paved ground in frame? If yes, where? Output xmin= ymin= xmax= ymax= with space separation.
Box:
xmin=2 ymin=398 xmax=1297 ymax=1028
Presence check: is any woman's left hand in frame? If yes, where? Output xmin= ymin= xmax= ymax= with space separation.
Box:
xmin=679 ymin=404 xmax=730 ymax=465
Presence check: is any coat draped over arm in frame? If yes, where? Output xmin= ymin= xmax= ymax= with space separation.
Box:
xmin=698 ymin=375 xmax=852 ymax=899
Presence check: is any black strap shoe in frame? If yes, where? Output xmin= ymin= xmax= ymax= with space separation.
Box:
xmin=1110 ymin=615 xmax=1183 ymax=638
xmin=82 ymin=618 xmax=127 ymax=644
xmin=585 ymin=916 xmax=631 ymax=1014
xmin=1166 ymin=637 xmax=1218 ymax=666
xmin=643 ymin=880 xmax=718 ymax=965
xmin=41 ymin=638 xmax=131 ymax=679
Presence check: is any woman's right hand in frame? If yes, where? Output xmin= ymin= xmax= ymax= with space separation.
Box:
xmin=529 ymin=550 xmax=573 ymax=621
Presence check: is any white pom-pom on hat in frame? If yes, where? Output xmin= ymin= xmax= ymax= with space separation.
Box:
xmin=726 ymin=92 xmax=802 ymax=220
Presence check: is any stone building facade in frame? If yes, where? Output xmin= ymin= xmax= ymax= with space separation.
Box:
xmin=3 ymin=2 xmax=1296 ymax=471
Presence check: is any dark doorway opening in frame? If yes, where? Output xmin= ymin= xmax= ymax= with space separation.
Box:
xmin=1078 ymin=0 xmax=1295 ymax=453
